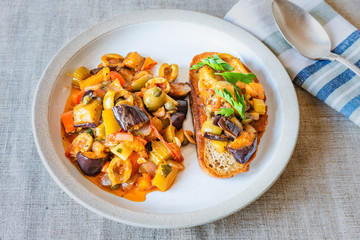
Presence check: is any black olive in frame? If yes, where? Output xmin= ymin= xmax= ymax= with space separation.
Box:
xmin=170 ymin=112 xmax=186 ymax=130
xmin=176 ymin=100 xmax=188 ymax=114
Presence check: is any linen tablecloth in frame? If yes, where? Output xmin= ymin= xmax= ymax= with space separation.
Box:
xmin=1 ymin=0 xmax=359 ymax=239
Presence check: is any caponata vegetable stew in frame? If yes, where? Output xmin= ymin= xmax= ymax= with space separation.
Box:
xmin=61 ymin=52 xmax=193 ymax=202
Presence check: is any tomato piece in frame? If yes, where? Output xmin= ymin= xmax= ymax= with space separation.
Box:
xmin=110 ymin=71 xmax=125 ymax=86
xmin=71 ymin=90 xmax=85 ymax=105
xmin=137 ymin=173 xmax=152 ymax=191
xmin=128 ymin=152 xmax=140 ymax=175
xmin=101 ymin=161 xmax=110 ymax=173
xmin=94 ymin=88 xmax=106 ymax=98
xmin=61 ymin=111 xmax=75 ymax=133
xmin=141 ymin=57 xmax=157 ymax=70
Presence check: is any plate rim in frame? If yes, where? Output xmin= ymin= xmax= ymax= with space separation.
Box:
xmin=32 ymin=9 xmax=299 ymax=228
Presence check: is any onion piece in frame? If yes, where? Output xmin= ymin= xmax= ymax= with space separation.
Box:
xmin=153 ymin=107 xmax=166 ymax=118
xmin=122 ymin=173 xmax=139 ymax=192
xmin=100 ymin=173 xmax=112 ymax=186
xmin=115 ymin=132 xmax=134 ymax=142
xmin=84 ymin=83 xmax=102 ymax=91
xmin=139 ymin=161 xmax=157 ymax=177
xmin=173 ymin=137 xmax=182 ymax=148
xmin=244 ymin=124 xmax=257 ymax=134
xmin=184 ymin=130 xmax=196 ymax=144
xmin=135 ymin=124 xmax=152 ymax=137
xmin=167 ymin=160 xmax=184 ymax=170
xmin=141 ymin=106 xmax=183 ymax=162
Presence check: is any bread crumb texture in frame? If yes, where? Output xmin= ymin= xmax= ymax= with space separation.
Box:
xmin=204 ymin=139 xmax=249 ymax=177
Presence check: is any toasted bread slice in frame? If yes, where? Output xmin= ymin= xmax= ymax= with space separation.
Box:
xmin=189 ymin=52 xmax=268 ymax=178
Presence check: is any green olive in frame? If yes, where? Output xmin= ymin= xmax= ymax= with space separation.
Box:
xmin=152 ymin=87 xmax=162 ymax=97
xmin=241 ymin=118 xmax=253 ymax=125
xmin=181 ymin=136 xmax=189 ymax=146
xmin=143 ymin=87 xmax=166 ymax=111
xmin=201 ymin=119 xmax=222 ymax=136
xmin=115 ymin=100 xmax=133 ymax=106
xmin=164 ymin=101 xmax=176 ymax=111
xmin=131 ymin=76 xmax=151 ymax=91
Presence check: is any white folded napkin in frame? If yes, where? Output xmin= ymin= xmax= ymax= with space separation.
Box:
xmin=225 ymin=0 xmax=360 ymax=126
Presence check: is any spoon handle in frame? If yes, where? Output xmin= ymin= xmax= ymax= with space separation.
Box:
xmin=327 ymin=53 xmax=360 ymax=77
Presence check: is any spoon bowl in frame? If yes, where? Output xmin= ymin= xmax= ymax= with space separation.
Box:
xmin=272 ymin=0 xmax=360 ymax=76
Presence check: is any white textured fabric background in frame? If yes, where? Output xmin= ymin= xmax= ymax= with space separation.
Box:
xmin=1 ymin=0 xmax=360 ymax=239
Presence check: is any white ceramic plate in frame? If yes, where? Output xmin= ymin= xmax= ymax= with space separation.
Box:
xmin=32 ymin=9 xmax=299 ymax=228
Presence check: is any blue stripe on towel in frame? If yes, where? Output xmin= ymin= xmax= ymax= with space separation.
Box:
xmin=340 ymin=94 xmax=360 ymax=118
xmin=316 ymin=59 xmax=360 ymax=101
xmin=293 ymin=30 xmax=360 ymax=86
xmin=293 ymin=59 xmax=331 ymax=86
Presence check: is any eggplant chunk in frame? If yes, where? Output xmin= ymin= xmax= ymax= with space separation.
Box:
xmin=73 ymin=98 xmax=102 ymax=128
xmin=168 ymin=82 xmax=191 ymax=99
xmin=89 ymin=66 xmax=119 ymax=75
xmin=203 ymin=132 xmax=232 ymax=141
xmin=81 ymin=90 xmax=94 ymax=101
xmin=170 ymin=112 xmax=186 ymax=130
xmin=228 ymin=135 xmax=257 ymax=164
xmin=213 ymin=115 xmax=221 ymax=125
xmin=76 ymin=151 xmax=109 ymax=176
xmin=90 ymin=67 xmax=102 ymax=75
xmin=74 ymin=122 xmax=97 ymax=128
xmin=169 ymin=100 xmax=187 ymax=130
xmin=215 ymin=116 xmax=241 ymax=138
xmin=112 ymin=104 xmax=149 ymax=131
xmin=176 ymin=100 xmax=188 ymax=115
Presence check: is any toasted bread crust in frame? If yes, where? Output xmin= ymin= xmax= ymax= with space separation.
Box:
xmin=189 ymin=52 xmax=268 ymax=178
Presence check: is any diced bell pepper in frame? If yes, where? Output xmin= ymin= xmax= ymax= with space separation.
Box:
xmin=210 ymin=140 xmax=228 ymax=153
xmin=252 ymin=98 xmax=266 ymax=115
xmin=151 ymin=163 xmax=178 ymax=192
xmin=102 ymin=109 xmax=121 ymax=136
xmin=79 ymin=67 xmax=110 ymax=90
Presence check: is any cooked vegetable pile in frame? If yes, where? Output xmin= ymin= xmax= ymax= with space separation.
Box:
xmin=61 ymin=52 xmax=194 ymax=201
xmin=191 ymin=53 xmax=267 ymax=164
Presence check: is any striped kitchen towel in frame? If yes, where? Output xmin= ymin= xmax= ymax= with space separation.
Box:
xmin=225 ymin=0 xmax=360 ymax=126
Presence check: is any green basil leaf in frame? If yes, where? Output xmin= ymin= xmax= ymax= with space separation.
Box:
xmin=110 ymin=184 xmax=120 ymax=190
xmin=215 ymin=88 xmax=246 ymax=120
xmin=189 ymin=54 xmax=235 ymax=71
xmin=213 ymin=54 xmax=234 ymax=71
xmin=216 ymin=72 xmax=256 ymax=85
xmin=235 ymin=90 xmax=246 ymax=119
xmin=83 ymin=128 xmax=94 ymax=137
xmin=161 ymin=164 xmax=172 ymax=178
xmin=239 ymin=94 xmax=246 ymax=119
xmin=217 ymin=108 xmax=234 ymax=117
xmin=189 ymin=62 xmax=204 ymax=70
xmin=234 ymin=87 xmax=241 ymax=103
